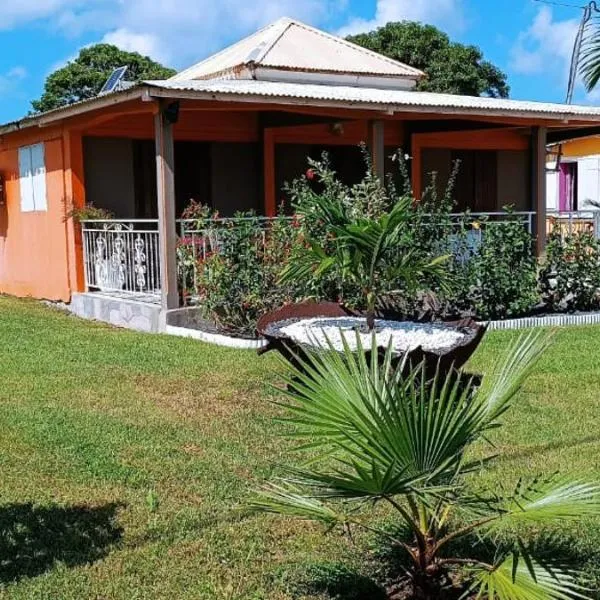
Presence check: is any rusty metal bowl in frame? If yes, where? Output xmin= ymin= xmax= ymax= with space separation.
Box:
xmin=256 ymin=301 xmax=487 ymax=378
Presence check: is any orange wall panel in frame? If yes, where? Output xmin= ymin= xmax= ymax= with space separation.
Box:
xmin=560 ymin=137 xmax=600 ymax=158
xmin=0 ymin=138 xmax=71 ymax=301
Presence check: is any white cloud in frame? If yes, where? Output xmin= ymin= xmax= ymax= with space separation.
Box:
xmin=6 ymin=66 xmax=28 ymax=80
xmin=102 ymin=29 xmax=165 ymax=62
xmin=3 ymin=0 xmax=347 ymax=69
xmin=0 ymin=66 xmax=28 ymax=97
xmin=0 ymin=0 xmax=87 ymax=30
xmin=510 ymin=7 xmax=579 ymax=76
xmin=337 ymin=0 xmax=465 ymax=37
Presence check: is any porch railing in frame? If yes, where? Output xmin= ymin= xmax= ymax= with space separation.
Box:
xmin=81 ymin=210 xmax=595 ymax=304
xmin=81 ymin=220 xmax=161 ymax=300
xmin=546 ymin=210 xmax=600 ymax=238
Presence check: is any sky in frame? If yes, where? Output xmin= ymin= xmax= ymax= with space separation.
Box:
xmin=0 ymin=0 xmax=596 ymax=123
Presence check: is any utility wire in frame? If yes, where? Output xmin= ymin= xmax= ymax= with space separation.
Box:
xmin=532 ymin=0 xmax=587 ymax=9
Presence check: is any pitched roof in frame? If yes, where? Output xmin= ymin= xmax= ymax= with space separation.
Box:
xmin=170 ymin=17 xmax=424 ymax=88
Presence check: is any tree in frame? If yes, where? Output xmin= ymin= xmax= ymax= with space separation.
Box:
xmin=348 ymin=21 xmax=509 ymax=98
xmin=251 ymin=330 xmax=600 ymax=599
xmin=31 ymin=44 xmax=176 ymax=113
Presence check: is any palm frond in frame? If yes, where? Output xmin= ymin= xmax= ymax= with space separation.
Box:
xmin=579 ymin=17 xmax=600 ymax=92
xmin=248 ymin=483 xmax=347 ymax=526
xmin=489 ymin=476 xmax=600 ymax=529
xmin=465 ymin=552 xmax=591 ymax=600
xmin=278 ymin=335 xmax=490 ymax=496
xmin=477 ymin=329 xmax=553 ymax=427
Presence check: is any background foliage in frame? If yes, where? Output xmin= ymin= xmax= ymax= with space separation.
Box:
xmin=348 ymin=21 xmax=509 ymax=98
xmin=31 ymin=44 xmax=176 ymax=113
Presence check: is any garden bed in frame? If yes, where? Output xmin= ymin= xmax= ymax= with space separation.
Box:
xmin=165 ymin=307 xmax=267 ymax=349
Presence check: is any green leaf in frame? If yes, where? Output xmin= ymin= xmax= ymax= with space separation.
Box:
xmin=466 ymin=553 xmax=591 ymax=600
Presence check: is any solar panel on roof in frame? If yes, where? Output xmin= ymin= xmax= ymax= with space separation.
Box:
xmin=99 ymin=66 xmax=129 ymax=95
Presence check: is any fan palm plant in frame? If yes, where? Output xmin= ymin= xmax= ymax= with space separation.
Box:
xmin=250 ymin=331 xmax=600 ymax=599
xmin=281 ymin=193 xmax=449 ymax=330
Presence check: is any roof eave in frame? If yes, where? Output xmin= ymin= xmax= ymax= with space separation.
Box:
xmin=143 ymin=85 xmax=599 ymax=123
xmin=0 ymin=86 xmax=149 ymax=136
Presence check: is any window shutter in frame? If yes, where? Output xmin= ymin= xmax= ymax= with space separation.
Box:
xmin=18 ymin=146 xmax=34 ymax=212
xmin=30 ymin=143 xmax=47 ymax=211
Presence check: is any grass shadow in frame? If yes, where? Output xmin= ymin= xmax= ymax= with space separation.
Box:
xmin=292 ymin=562 xmax=387 ymax=600
xmin=0 ymin=502 xmax=123 ymax=583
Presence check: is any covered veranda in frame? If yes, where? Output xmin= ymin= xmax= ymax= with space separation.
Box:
xmin=63 ymin=82 xmax=600 ymax=313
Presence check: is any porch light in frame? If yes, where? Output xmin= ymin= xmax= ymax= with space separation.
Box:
xmin=329 ymin=122 xmax=344 ymax=136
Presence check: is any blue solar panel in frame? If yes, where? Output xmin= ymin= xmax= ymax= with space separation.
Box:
xmin=99 ymin=66 xmax=128 ymax=95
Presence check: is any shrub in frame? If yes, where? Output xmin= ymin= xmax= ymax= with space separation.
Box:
xmin=467 ymin=215 xmax=539 ymax=320
xmin=189 ymin=210 xmax=298 ymax=335
xmin=539 ymin=226 xmax=600 ymax=312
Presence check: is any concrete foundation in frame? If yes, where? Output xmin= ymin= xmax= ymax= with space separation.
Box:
xmin=69 ymin=293 xmax=163 ymax=332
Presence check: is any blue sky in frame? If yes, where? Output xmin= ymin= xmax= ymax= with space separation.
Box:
xmin=0 ymin=0 xmax=594 ymax=124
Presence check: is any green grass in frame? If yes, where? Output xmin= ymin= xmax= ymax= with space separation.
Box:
xmin=0 ymin=297 xmax=599 ymax=598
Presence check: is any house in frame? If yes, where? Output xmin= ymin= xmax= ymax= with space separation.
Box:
xmin=547 ymin=136 xmax=600 ymax=212
xmin=2 ymin=17 xmax=600 ymax=331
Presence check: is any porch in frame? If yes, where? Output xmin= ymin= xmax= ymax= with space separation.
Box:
xmin=70 ymin=96 xmax=557 ymax=315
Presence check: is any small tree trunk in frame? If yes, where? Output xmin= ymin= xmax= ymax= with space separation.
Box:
xmin=367 ymin=310 xmax=376 ymax=331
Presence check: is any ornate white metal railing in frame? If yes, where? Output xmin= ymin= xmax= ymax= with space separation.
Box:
xmin=81 ymin=220 xmax=161 ymax=299
xmin=81 ymin=210 xmax=598 ymax=303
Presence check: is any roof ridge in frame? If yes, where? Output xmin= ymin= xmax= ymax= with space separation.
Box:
xmin=251 ymin=18 xmax=294 ymax=64
xmin=169 ymin=19 xmax=287 ymax=81
xmin=264 ymin=18 xmax=423 ymax=77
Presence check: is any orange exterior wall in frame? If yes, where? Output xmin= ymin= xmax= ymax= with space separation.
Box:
xmin=0 ymin=129 xmax=73 ymax=301
xmin=560 ymin=137 xmax=600 ymax=158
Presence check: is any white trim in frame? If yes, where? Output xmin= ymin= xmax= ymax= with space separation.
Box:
xmin=253 ymin=67 xmax=417 ymax=90
xmin=165 ymin=324 xmax=268 ymax=349
xmin=484 ymin=312 xmax=600 ymax=330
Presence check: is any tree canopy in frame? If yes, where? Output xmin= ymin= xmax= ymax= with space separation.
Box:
xmin=31 ymin=44 xmax=176 ymax=113
xmin=348 ymin=21 xmax=509 ymax=98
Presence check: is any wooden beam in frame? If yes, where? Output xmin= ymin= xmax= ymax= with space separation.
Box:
xmin=368 ymin=120 xmax=385 ymax=180
xmin=154 ymin=101 xmax=179 ymax=310
xmin=532 ymin=126 xmax=547 ymax=257
xmin=263 ymin=128 xmax=276 ymax=216
xmin=62 ymin=129 xmax=86 ymax=294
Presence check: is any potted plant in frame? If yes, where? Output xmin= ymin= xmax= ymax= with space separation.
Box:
xmin=257 ymin=155 xmax=486 ymax=374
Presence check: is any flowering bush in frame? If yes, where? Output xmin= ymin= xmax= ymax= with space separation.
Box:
xmin=186 ymin=210 xmax=299 ymax=335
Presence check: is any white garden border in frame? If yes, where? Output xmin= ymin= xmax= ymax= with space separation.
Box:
xmin=165 ymin=324 xmax=268 ymax=349
xmin=484 ymin=311 xmax=600 ymax=331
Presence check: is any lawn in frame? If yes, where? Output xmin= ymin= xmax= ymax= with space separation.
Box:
xmin=0 ymin=296 xmax=599 ymax=599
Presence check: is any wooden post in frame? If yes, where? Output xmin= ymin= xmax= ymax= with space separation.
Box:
xmin=63 ymin=130 xmax=86 ymax=294
xmin=263 ymin=128 xmax=276 ymax=216
xmin=368 ymin=120 xmax=385 ymax=181
xmin=531 ymin=126 xmax=547 ymax=257
xmin=154 ymin=101 xmax=179 ymax=310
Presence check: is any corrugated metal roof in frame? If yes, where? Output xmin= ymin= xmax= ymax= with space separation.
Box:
xmin=147 ymin=78 xmax=600 ymax=120
xmin=170 ymin=17 xmax=424 ymax=83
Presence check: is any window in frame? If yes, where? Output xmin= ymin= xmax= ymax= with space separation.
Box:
xmin=18 ymin=143 xmax=47 ymax=212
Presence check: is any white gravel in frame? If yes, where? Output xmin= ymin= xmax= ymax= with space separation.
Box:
xmin=276 ymin=317 xmax=465 ymax=353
